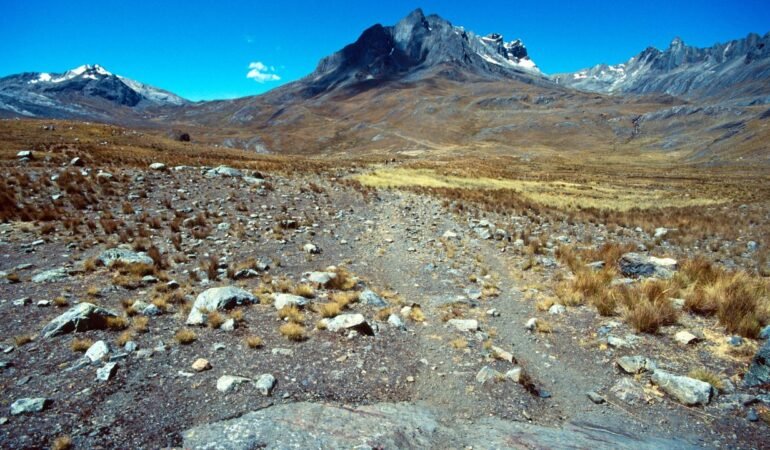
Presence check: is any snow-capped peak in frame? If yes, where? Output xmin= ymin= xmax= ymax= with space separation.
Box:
xmin=476 ymin=32 xmax=539 ymax=73
xmin=28 ymin=64 xmax=113 ymax=85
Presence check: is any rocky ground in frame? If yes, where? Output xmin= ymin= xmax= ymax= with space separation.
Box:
xmin=1 ymin=159 xmax=769 ymax=449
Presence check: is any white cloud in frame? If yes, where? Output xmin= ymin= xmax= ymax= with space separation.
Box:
xmin=246 ymin=61 xmax=280 ymax=83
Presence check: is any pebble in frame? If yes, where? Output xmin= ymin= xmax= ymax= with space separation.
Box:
xmin=96 ymin=362 xmax=118 ymax=381
xmin=192 ymin=358 xmax=212 ymax=372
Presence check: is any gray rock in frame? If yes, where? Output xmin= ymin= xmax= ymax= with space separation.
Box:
xmin=653 ymin=227 xmax=668 ymax=238
xmin=205 ymin=166 xmax=243 ymax=178
xmin=182 ymin=401 xmax=697 ymax=450
xmin=149 ymin=162 xmax=167 ymax=171
xmin=744 ymin=340 xmax=770 ymax=387
xmin=217 ymin=375 xmax=250 ymax=393
xmin=587 ymin=391 xmax=606 ymax=404
xmin=16 ymin=150 xmax=33 ymax=159
xmin=41 ymin=302 xmax=118 ymax=338
xmin=96 ymin=171 xmax=113 ymax=180
xmin=10 ymin=398 xmax=47 ymax=415
xmin=124 ymin=341 xmax=137 ymax=352
xmin=759 ymin=325 xmax=770 ymax=340
xmin=96 ymin=362 xmax=118 ymax=381
xmin=70 ymin=157 xmax=83 ymax=166
xmin=255 ymin=374 xmax=276 ymax=396
xmin=303 ymin=271 xmax=336 ymax=286
xmin=359 ymin=289 xmax=387 ymax=307
xmin=243 ymin=176 xmax=265 ymax=185
xmin=548 ymin=304 xmax=566 ymax=315
xmin=221 ymin=319 xmax=236 ymax=331
xmin=674 ymin=330 xmax=699 ymax=345
xmin=271 ymin=348 xmax=294 ymax=357
xmin=31 ymin=268 xmax=69 ymax=283
xmin=619 ymin=252 xmax=677 ymax=279
xmin=303 ymin=243 xmax=320 ymax=254
xmin=586 ymin=261 xmax=605 ymax=271
xmin=12 ymin=297 xmax=30 ymax=306
xmin=651 ymin=370 xmax=712 ymax=406
xmin=98 ymin=248 xmax=154 ymax=267
xmin=388 ymin=314 xmax=406 ymax=330
xmin=187 ymin=287 xmax=257 ymax=325
xmin=727 ymin=336 xmax=743 ymax=346
xmin=273 ymin=293 xmax=310 ymax=310
xmin=85 ymin=340 xmax=110 ymax=362
xmin=747 ymin=241 xmax=759 ymax=252
xmin=525 ymin=318 xmax=537 ymax=331
xmin=323 ymin=314 xmax=374 ymax=336
xmin=474 ymin=227 xmax=492 ymax=240
xmin=607 ymin=336 xmax=630 ymax=348
xmin=476 ymin=366 xmax=502 ymax=384
xmin=617 ymin=356 xmax=657 ymax=374
xmin=447 ymin=319 xmax=479 ymax=332
xmin=505 ymin=367 xmax=523 ymax=383
xmin=611 ymin=378 xmax=647 ymax=404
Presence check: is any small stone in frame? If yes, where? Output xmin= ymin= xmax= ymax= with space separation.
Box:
xmin=324 ymin=314 xmax=374 ymax=336
xmin=10 ymin=398 xmax=47 ymax=415
xmin=359 ymin=290 xmax=387 ymax=307
xmin=96 ymin=362 xmax=118 ymax=381
xmin=273 ymin=293 xmax=309 ymax=310
xmin=303 ymin=271 xmax=336 ymax=286
xmin=406 ymin=376 xmax=415 ymax=383
xmin=548 ymin=304 xmax=566 ymax=315
xmin=221 ymin=319 xmax=235 ymax=331
xmin=149 ymin=162 xmax=167 ymax=171
xmin=759 ymin=325 xmax=770 ymax=340
xmin=617 ymin=355 xmax=657 ymax=374
xmin=727 ymin=336 xmax=743 ymax=347
xmin=447 ymin=319 xmax=479 ymax=332
xmin=674 ymin=330 xmax=699 ymax=345
xmin=747 ymin=408 xmax=759 ymax=422
xmin=271 ymin=348 xmax=294 ymax=357
xmin=476 ymin=366 xmax=502 ymax=384
xmin=525 ymin=318 xmax=537 ymax=331
xmin=587 ymin=391 xmax=606 ymax=404
xmin=607 ymin=336 xmax=629 ymax=348
xmin=387 ymin=314 xmax=406 ymax=330
xmin=124 ymin=341 xmax=137 ymax=352
xmin=255 ymin=374 xmax=276 ymax=396
xmin=491 ymin=346 xmax=515 ymax=363
xmin=486 ymin=308 xmax=500 ymax=317
xmin=611 ymin=378 xmax=647 ymax=404
xmin=31 ymin=268 xmax=69 ymax=283
xmin=505 ymin=367 xmax=522 ymax=383
xmin=192 ymin=358 xmax=211 ymax=372
xmin=303 ymin=243 xmax=320 ymax=254
xmin=12 ymin=297 xmax=31 ymax=306
xmin=216 ymin=375 xmax=250 ymax=393
xmin=85 ymin=340 xmax=110 ymax=362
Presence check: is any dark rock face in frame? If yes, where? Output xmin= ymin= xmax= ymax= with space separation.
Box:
xmin=553 ymin=32 xmax=770 ymax=101
xmin=744 ymin=340 xmax=770 ymax=387
xmin=304 ymin=8 xmax=541 ymax=96
xmin=43 ymin=73 xmax=143 ymax=107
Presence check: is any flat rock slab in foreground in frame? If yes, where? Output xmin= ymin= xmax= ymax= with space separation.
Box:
xmin=182 ymin=402 xmax=698 ymax=450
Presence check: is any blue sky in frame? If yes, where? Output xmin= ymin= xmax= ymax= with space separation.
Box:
xmin=1 ymin=0 xmax=768 ymax=101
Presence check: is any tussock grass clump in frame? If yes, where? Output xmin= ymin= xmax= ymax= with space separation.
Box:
xmin=327 ymin=267 xmax=357 ymax=291
xmin=132 ymin=316 xmax=149 ymax=333
xmin=51 ymin=435 xmax=73 ymax=450
xmin=70 ymin=338 xmax=93 ymax=352
xmin=688 ymin=368 xmax=724 ymax=391
xmin=680 ymin=258 xmax=769 ymax=338
xmin=207 ymin=311 xmax=226 ymax=329
xmin=292 ymin=283 xmax=315 ymax=298
xmin=53 ymin=296 xmax=69 ymax=307
xmin=622 ymin=280 xmax=679 ymax=334
xmin=329 ymin=291 xmax=358 ymax=309
xmin=14 ymin=334 xmax=33 ymax=347
xmin=279 ymin=322 xmax=307 ymax=341
xmin=245 ymin=335 xmax=263 ymax=348
xmin=116 ymin=330 xmax=134 ymax=347
xmin=450 ymin=338 xmax=468 ymax=349
xmin=278 ymin=305 xmax=304 ymax=323
xmin=408 ymin=305 xmax=425 ymax=322
xmin=175 ymin=328 xmax=197 ymax=344
xmin=106 ymin=316 xmax=129 ymax=331
xmin=319 ymin=302 xmax=342 ymax=318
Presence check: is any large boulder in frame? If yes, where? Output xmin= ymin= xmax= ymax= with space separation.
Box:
xmin=744 ymin=340 xmax=770 ymax=387
xmin=41 ymin=303 xmax=118 ymax=338
xmin=98 ymin=248 xmax=154 ymax=267
xmin=182 ymin=401 xmax=696 ymax=449
xmin=186 ymin=287 xmax=257 ymax=325
xmin=619 ymin=253 xmax=677 ymax=279
xmin=651 ymin=370 xmax=712 ymax=406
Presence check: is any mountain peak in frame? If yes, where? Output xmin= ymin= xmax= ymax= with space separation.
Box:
xmin=669 ymin=36 xmax=685 ymax=48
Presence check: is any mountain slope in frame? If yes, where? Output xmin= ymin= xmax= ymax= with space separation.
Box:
xmin=0 ymin=64 xmax=187 ymax=120
xmin=553 ymin=33 xmax=770 ymax=102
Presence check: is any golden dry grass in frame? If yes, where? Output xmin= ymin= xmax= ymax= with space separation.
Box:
xmin=688 ymin=368 xmax=724 ymax=391
xmin=245 ymin=335 xmax=263 ymax=348
xmin=51 ymin=435 xmax=72 ymax=450
xmin=278 ymin=305 xmax=304 ymax=324
xmin=70 ymin=338 xmax=93 ymax=352
xmin=279 ymin=322 xmax=307 ymax=341
xmin=175 ymin=328 xmax=197 ymax=344
xmin=319 ymin=302 xmax=342 ymax=318
xmin=355 ymin=168 xmax=724 ymax=212
xmin=106 ymin=316 xmax=129 ymax=331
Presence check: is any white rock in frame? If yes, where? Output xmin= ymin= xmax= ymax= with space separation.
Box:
xmin=255 ymin=374 xmax=276 ymax=396
xmin=303 ymin=243 xmax=320 ymax=254
xmin=548 ymin=304 xmax=566 ymax=315
xmin=149 ymin=162 xmax=167 ymax=171
xmin=273 ymin=293 xmax=309 ymax=310
xmin=10 ymin=398 xmax=47 ymax=415
xmin=186 ymin=287 xmax=257 ymax=325
xmin=85 ymin=340 xmax=110 ymax=362
xmin=447 ymin=319 xmax=479 ymax=332
xmin=651 ymin=370 xmax=712 ymax=406
xmin=303 ymin=271 xmax=336 ymax=286
xmin=216 ymin=375 xmax=250 ymax=393
xmin=96 ymin=362 xmax=118 ymax=381
xmin=324 ymin=314 xmax=374 ymax=335
xmin=525 ymin=318 xmax=537 ymax=331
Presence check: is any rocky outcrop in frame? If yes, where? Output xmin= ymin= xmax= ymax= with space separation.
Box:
xmin=619 ymin=253 xmax=677 ymax=278
xmin=41 ymin=302 xmax=118 ymax=338
xmin=182 ymin=401 xmax=698 ymax=449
